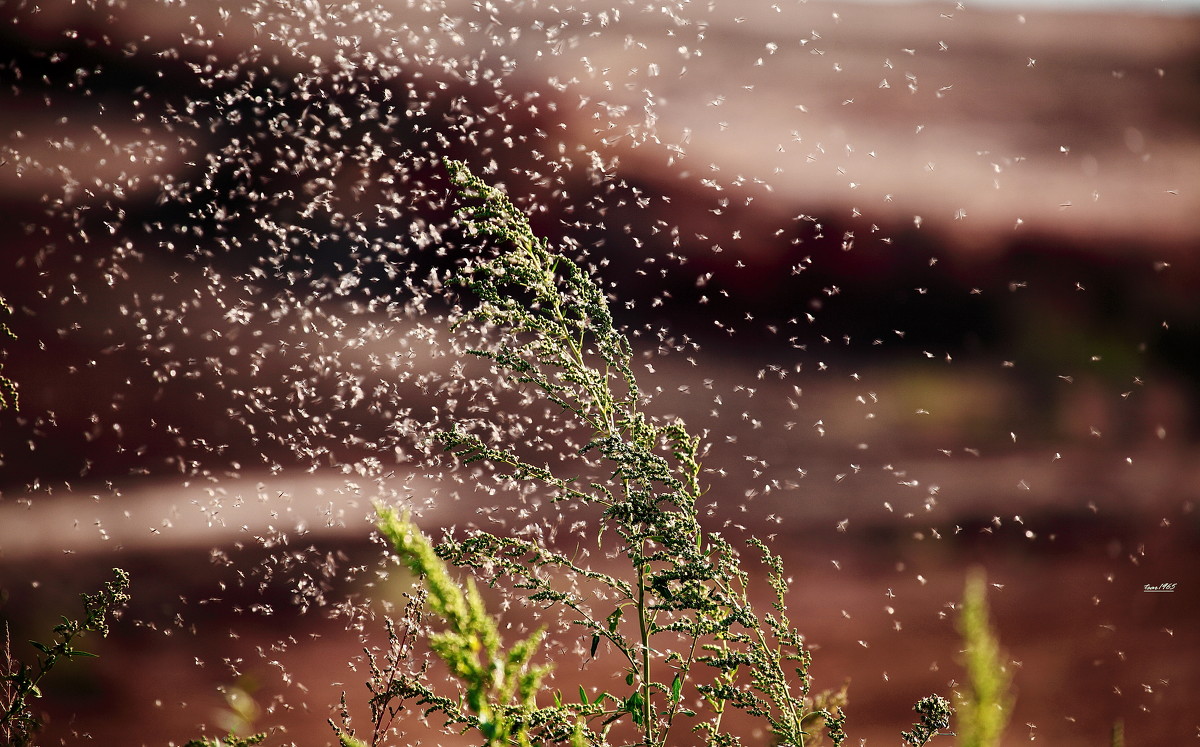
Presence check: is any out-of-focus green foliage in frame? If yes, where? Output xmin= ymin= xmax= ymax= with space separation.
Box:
xmin=954 ymin=569 xmax=1014 ymax=747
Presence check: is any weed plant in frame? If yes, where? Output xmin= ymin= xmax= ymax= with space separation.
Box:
xmin=332 ymin=162 xmax=975 ymax=747
xmin=0 ymin=569 xmax=130 ymax=747
xmin=953 ymin=571 xmax=1012 ymax=747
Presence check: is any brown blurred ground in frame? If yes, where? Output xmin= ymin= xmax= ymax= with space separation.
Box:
xmin=2 ymin=0 xmax=1200 ymax=745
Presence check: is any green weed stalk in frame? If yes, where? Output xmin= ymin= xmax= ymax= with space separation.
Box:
xmin=348 ymin=161 xmax=967 ymax=747
xmin=954 ymin=569 xmax=1013 ymax=747
xmin=1 ymin=569 xmax=130 ymax=747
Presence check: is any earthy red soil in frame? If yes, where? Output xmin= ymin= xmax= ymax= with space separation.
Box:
xmin=3 ymin=1 xmax=1199 ymax=745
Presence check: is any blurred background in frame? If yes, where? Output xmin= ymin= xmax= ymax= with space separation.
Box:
xmin=2 ymin=0 xmax=1199 ymax=744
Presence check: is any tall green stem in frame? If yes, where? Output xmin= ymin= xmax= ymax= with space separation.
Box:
xmin=637 ymin=560 xmax=654 ymax=746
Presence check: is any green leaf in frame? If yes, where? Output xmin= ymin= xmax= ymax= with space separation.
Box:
xmin=579 ymin=685 xmax=589 ymax=705
xmin=671 ymin=673 xmax=683 ymax=703
xmin=29 ymin=640 xmax=52 ymax=655
xmin=627 ymin=691 xmax=645 ymax=727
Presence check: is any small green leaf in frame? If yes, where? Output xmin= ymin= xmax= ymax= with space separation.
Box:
xmin=671 ymin=673 xmax=683 ymax=703
xmin=579 ymin=685 xmax=589 ymax=705
xmin=67 ymin=649 xmax=99 ymax=658
xmin=625 ymin=671 xmax=635 ymax=686
xmin=590 ymin=633 xmax=600 ymax=658
xmin=626 ymin=692 xmax=645 ymax=726
xmin=29 ymin=640 xmax=52 ymax=655
xmin=606 ymin=608 xmax=622 ymax=633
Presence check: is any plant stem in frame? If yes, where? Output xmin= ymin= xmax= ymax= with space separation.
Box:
xmin=637 ymin=560 xmax=654 ymax=746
